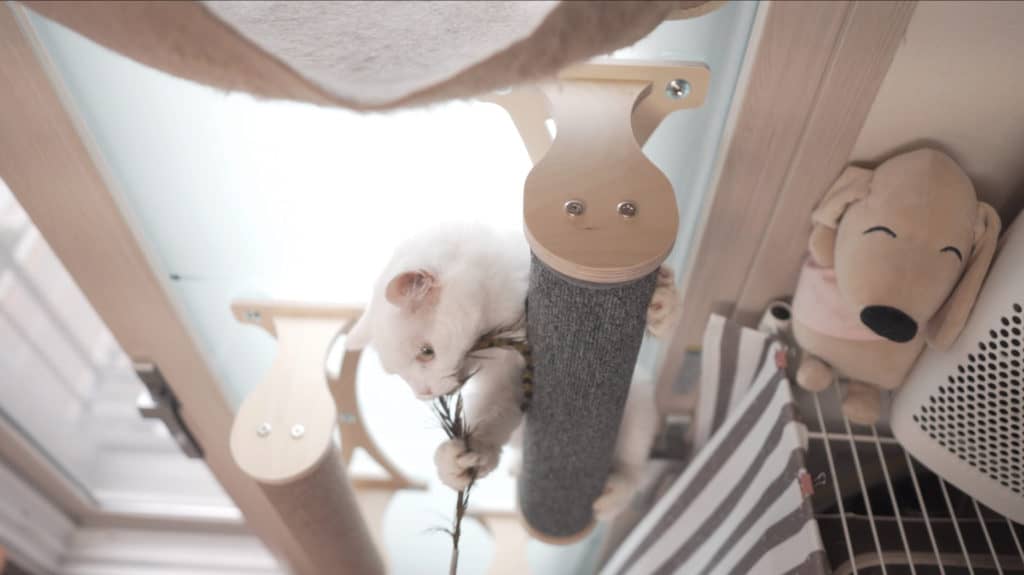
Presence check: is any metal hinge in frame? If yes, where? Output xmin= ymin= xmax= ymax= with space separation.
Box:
xmin=133 ymin=361 xmax=203 ymax=459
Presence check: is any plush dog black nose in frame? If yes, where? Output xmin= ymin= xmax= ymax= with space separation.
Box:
xmin=860 ymin=306 xmax=917 ymax=343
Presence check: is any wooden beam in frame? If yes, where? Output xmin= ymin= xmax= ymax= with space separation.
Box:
xmin=656 ymin=0 xmax=854 ymax=413
xmin=657 ymin=1 xmax=915 ymax=415
xmin=734 ymin=1 xmax=916 ymax=323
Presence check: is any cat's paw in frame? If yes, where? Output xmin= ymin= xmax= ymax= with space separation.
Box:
xmin=646 ymin=267 xmax=681 ymax=339
xmin=434 ymin=439 xmax=500 ymax=491
xmin=592 ymin=472 xmax=640 ymax=521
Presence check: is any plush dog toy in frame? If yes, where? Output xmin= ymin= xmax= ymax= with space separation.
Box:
xmin=791 ymin=148 xmax=1001 ymax=424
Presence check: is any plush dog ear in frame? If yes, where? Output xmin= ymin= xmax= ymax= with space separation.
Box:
xmin=926 ymin=202 xmax=1001 ymax=349
xmin=808 ymin=166 xmax=873 ymax=266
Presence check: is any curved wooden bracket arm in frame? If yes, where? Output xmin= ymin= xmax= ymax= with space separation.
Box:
xmin=328 ymin=348 xmax=426 ymax=492
xmin=485 ymin=60 xmax=710 ymax=165
xmin=480 ymin=87 xmax=553 ymax=165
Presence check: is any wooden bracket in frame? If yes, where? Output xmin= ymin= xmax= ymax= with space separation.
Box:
xmin=511 ymin=59 xmax=709 ymax=284
xmin=229 ymin=300 xmax=422 ymax=491
xmin=227 ymin=301 xmax=394 ymax=574
xmin=480 ymin=87 xmax=553 ymax=165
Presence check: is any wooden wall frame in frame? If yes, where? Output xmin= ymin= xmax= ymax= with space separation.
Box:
xmin=0 ymin=6 xmax=318 ymax=574
xmin=655 ymin=0 xmax=916 ymax=415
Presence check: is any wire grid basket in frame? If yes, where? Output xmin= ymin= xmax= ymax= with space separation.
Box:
xmin=796 ymin=380 xmax=1024 ymax=574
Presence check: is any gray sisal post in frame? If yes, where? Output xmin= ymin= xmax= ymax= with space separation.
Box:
xmin=510 ymin=61 xmax=708 ymax=542
xmin=520 ymin=257 xmax=658 ymax=538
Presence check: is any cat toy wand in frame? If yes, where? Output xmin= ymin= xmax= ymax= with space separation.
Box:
xmin=433 ymin=392 xmax=475 ymax=575
xmin=434 ymin=325 xmax=531 ymax=574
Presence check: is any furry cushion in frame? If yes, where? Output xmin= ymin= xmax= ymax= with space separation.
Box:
xmin=22 ymin=0 xmax=719 ymax=111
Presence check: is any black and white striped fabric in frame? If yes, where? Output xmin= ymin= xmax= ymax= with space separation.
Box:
xmin=693 ymin=313 xmax=780 ymax=449
xmin=600 ymin=315 xmax=827 ymax=575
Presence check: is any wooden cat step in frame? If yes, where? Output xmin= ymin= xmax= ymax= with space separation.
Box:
xmin=486 ymin=59 xmax=709 ymax=284
xmin=228 ymin=300 xmax=426 ymax=575
xmin=229 ymin=299 xmax=422 ymax=491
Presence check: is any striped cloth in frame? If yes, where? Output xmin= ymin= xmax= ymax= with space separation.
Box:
xmin=600 ymin=315 xmax=827 ymax=575
xmin=693 ymin=314 xmax=780 ymax=449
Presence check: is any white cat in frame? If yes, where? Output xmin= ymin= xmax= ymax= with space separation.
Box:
xmin=346 ymin=222 xmax=679 ymax=520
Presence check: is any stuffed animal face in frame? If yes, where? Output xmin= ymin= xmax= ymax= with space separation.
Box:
xmin=810 ymin=148 xmax=1000 ymax=348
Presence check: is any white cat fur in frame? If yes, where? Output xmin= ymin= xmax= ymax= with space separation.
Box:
xmin=346 ymin=222 xmax=678 ymax=520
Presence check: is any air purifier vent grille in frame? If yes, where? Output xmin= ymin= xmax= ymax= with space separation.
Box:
xmin=912 ymin=302 xmax=1023 ymax=495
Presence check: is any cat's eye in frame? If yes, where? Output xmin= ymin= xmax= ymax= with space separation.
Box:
xmin=417 ymin=344 xmax=435 ymax=362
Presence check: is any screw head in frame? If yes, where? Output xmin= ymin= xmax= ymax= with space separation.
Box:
xmin=256 ymin=422 xmax=272 ymax=437
xmin=617 ymin=201 xmax=638 ymax=218
xmin=290 ymin=424 xmax=305 ymax=439
xmin=244 ymin=310 xmax=262 ymax=322
xmin=666 ymin=79 xmax=691 ymax=100
xmin=564 ymin=199 xmax=586 ymax=216
xmin=338 ymin=413 xmax=357 ymax=424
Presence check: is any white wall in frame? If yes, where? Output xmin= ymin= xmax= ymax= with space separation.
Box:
xmin=852 ymin=1 xmax=1024 ymax=223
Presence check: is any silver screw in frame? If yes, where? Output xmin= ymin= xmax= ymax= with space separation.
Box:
xmin=338 ymin=413 xmax=357 ymax=424
xmin=666 ymin=79 xmax=691 ymax=100
xmin=290 ymin=424 xmax=305 ymax=439
xmin=244 ymin=310 xmax=262 ymax=321
xmin=617 ymin=201 xmax=638 ymax=218
xmin=564 ymin=199 xmax=586 ymax=216
xmin=256 ymin=422 xmax=272 ymax=437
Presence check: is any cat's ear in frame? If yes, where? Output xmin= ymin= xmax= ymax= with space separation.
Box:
xmin=345 ymin=311 xmax=372 ymax=350
xmin=385 ymin=270 xmax=438 ymax=311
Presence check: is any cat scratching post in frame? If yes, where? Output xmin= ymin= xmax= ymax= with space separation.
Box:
xmin=514 ymin=60 xmax=709 ymax=542
xmin=229 ymin=301 xmax=421 ymax=575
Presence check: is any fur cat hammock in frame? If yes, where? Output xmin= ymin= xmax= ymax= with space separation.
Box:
xmin=24 ymin=1 xmax=720 ymax=112
xmin=17 ymin=0 xmax=721 ymax=569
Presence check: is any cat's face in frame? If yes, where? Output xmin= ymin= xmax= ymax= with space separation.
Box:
xmin=346 ymin=269 xmax=482 ymax=399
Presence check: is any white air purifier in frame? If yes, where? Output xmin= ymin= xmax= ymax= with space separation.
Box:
xmin=893 ymin=212 xmax=1024 ymax=523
